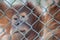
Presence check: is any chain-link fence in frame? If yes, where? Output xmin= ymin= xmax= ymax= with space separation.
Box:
xmin=0 ymin=0 xmax=60 ymax=40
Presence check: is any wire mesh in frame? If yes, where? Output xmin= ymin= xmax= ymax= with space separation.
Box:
xmin=0 ymin=0 xmax=60 ymax=40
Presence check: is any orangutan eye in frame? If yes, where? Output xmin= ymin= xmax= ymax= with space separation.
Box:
xmin=14 ymin=18 xmax=18 ymax=20
xmin=0 ymin=27 xmax=4 ymax=34
xmin=16 ymin=23 xmax=20 ymax=26
xmin=22 ymin=16 xmax=25 ymax=18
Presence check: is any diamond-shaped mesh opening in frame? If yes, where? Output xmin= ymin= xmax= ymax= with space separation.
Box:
xmin=25 ymin=30 xmax=37 ymax=40
xmin=47 ymin=20 xmax=60 ymax=30
xmin=49 ymin=5 xmax=60 ymax=15
xmin=5 ymin=8 xmax=18 ymax=19
xmin=33 ymin=21 xmax=44 ymax=32
xmin=54 ymin=10 xmax=60 ymax=22
xmin=40 ymin=13 xmax=52 ymax=24
xmin=0 ymin=2 xmax=8 ymax=11
xmin=0 ymin=16 xmax=9 ymax=27
xmin=27 ymin=14 xmax=38 ymax=25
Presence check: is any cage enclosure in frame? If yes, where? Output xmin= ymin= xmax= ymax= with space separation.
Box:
xmin=0 ymin=0 xmax=60 ymax=40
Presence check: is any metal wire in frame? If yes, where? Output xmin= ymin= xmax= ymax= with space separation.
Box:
xmin=0 ymin=0 xmax=60 ymax=40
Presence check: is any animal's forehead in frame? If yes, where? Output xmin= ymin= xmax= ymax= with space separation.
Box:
xmin=12 ymin=12 xmax=27 ymax=18
xmin=20 ymin=12 xmax=27 ymax=16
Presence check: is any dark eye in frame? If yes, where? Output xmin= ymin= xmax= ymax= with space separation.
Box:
xmin=22 ymin=16 xmax=25 ymax=17
xmin=16 ymin=23 xmax=20 ymax=26
xmin=20 ymin=30 xmax=25 ymax=33
xmin=14 ymin=31 xmax=19 ymax=33
xmin=14 ymin=18 xmax=17 ymax=20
